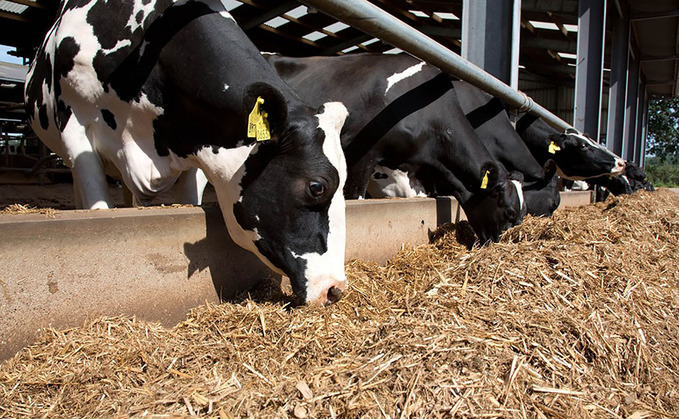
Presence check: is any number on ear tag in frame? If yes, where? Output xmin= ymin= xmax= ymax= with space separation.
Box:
xmin=256 ymin=112 xmax=271 ymax=141
xmin=248 ymin=97 xmax=265 ymax=138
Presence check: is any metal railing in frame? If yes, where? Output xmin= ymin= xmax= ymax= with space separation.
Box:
xmin=300 ymin=0 xmax=573 ymax=132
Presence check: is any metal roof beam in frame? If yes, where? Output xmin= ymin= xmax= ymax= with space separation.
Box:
xmin=640 ymin=54 xmax=679 ymax=63
xmin=631 ymin=9 xmax=679 ymax=22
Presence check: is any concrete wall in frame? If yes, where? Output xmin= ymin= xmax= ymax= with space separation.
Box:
xmin=0 ymin=192 xmax=592 ymax=360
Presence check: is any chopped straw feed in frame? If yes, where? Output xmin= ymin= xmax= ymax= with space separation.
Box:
xmin=1 ymin=189 xmax=678 ymax=418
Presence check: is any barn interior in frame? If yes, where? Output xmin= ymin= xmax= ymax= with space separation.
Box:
xmin=1 ymin=0 xmax=678 ymax=180
xmin=2 ymin=3 xmax=679 ymax=416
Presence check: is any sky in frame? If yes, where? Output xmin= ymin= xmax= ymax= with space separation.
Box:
xmin=0 ymin=44 xmax=24 ymax=65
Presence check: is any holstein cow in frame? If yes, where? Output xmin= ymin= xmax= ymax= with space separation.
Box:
xmin=452 ymin=82 xmax=560 ymax=217
xmin=367 ymin=165 xmax=427 ymax=199
xmin=589 ymin=160 xmax=654 ymax=201
xmin=24 ymin=0 xmax=350 ymax=306
xmin=514 ymin=113 xmax=626 ymax=180
xmin=266 ymin=53 xmax=525 ymax=243
xmin=624 ymin=161 xmax=655 ymax=191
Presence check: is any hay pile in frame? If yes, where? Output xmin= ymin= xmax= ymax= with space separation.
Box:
xmin=0 ymin=203 xmax=57 ymax=217
xmin=1 ymin=190 xmax=678 ymax=418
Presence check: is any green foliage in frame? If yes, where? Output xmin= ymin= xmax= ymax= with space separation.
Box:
xmin=647 ymin=97 xmax=679 ymax=162
xmin=644 ymin=157 xmax=679 ymax=187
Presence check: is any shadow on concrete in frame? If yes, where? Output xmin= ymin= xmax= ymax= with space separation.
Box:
xmin=183 ymin=205 xmax=284 ymax=303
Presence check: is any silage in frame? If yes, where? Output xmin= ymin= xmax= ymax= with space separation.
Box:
xmin=1 ymin=189 xmax=678 ymax=418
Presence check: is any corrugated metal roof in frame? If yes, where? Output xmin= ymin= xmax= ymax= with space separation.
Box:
xmin=0 ymin=1 xmax=28 ymax=15
xmin=0 ymin=61 xmax=28 ymax=83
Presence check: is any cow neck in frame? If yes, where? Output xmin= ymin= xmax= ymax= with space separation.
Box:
xmin=465 ymin=97 xmax=506 ymax=129
xmin=515 ymin=112 xmax=541 ymax=136
xmin=344 ymin=72 xmax=454 ymax=169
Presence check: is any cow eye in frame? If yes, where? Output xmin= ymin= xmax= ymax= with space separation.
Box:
xmin=309 ymin=180 xmax=326 ymax=197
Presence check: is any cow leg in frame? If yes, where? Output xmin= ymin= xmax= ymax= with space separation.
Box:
xmin=174 ymin=167 xmax=208 ymax=205
xmin=61 ymin=120 xmax=111 ymax=209
xmin=345 ymin=155 xmax=378 ymax=199
xmin=70 ymin=152 xmax=110 ymax=209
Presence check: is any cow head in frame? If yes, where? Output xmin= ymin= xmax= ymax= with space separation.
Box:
xmin=624 ymin=162 xmax=655 ymax=192
xmin=462 ymin=168 xmax=525 ymax=244
xmin=197 ymin=85 xmax=349 ymax=306
xmin=624 ymin=161 xmax=649 ymax=184
xmin=590 ymin=174 xmax=633 ymax=197
xmin=546 ymin=129 xmax=626 ymax=180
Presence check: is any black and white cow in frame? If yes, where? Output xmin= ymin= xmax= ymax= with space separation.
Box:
xmin=624 ymin=161 xmax=655 ymax=191
xmin=366 ymin=165 xmax=427 ymax=199
xmin=514 ymin=113 xmax=626 ymax=180
xmin=452 ymin=82 xmax=560 ymax=217
xmin=266 ymin=53 xmax=525 ymax=243
xmin=589 ymin=160 xmax=654 ymax=201
xmin=24 ymin=0 xmax=350 ymax=306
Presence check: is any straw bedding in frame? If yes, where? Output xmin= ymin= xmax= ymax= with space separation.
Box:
xmin=1 ymin=189 xmax=678 ymax=418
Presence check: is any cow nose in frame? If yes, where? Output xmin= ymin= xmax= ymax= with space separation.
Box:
xmin=616 ymin=159 xmax=626 ymax=171
xmin=325 ymin=286 xmax=345 ymax=305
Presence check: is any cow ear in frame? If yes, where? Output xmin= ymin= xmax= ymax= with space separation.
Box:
xmin=549 ymin=133 xmax=570 ymax=151
xmin=509 ymin=170 xmax=524 ymax=184
xmin=480 ymin=162 xmax=501 ymax=191
xmin=243 ymin=83 xmax=288 ymax=142
xmin=542 ymin=159 xmax=557 ymax=179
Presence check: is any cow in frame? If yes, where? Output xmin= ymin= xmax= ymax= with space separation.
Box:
xmin=624 ymin=161 xmax=655 ymax=191
xmin=265 ymin=53 xmax=525 ymax=243
xmin=589 ymin=160 xmax=654 ymax=201
xmin=514 ymin=112 xmax=626 ymax=180
xmin=24 ymin=0 xmax=350 ymax=306
xmin=451 ymin=82 xmax=560 ymax=217
xmin=367 ymin=165 xmax=427 ymax=199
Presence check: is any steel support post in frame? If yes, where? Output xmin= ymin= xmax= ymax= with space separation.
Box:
xmin=574 ymin=0 xmax=607 ymax=140
xmin=639 ymin=90 xmax=649 ymax=167
xmin=633 ymin=86 xmax=648 ymax=165
xmin=623 ymin=50 xmax=640 ymax=161
xmin=462 ymin=0 xmax=521 ymax=88
xmin=605 ymin=7 xmax=629 ymax=155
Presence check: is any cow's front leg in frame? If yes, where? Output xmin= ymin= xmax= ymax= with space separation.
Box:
xmin=344 ymin=154 xmax=377 ymax=199
xmin=174 ymin=167 xmax=208 ymax=205
xmin=62 ymin=120 xmax=111 ymax=209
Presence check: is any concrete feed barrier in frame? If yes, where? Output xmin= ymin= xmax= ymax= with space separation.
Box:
xmin=0 ymin=191 xmax=592 ymax=360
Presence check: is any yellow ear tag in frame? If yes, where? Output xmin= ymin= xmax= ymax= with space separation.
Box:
xmin=480 ymin=170 xmax=490 ymax=190
xmin=256 ymin=111 xmax=271 ymax=141
xmin=247 ymin=97 xmax=265 ymax=138
xmin=548 ymin=141 xmax=561 ymax=154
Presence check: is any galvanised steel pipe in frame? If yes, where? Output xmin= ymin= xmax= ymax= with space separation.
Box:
xmin=299 ymin=0 xmax=573 ymax=132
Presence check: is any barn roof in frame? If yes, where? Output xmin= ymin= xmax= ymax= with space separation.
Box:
xmin=0 ymin=0 xmax=677 ymax=97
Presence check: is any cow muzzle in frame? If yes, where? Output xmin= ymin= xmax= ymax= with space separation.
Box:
xmin=308 ymin=279 xmax=347 ymax=306
xmin=612 ymin=158 xmax=626 ymax=175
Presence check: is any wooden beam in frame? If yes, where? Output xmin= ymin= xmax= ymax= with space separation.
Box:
xmin=240 ymin=1 xmax=299 ymax=30
xmin=548 ymin=11 xmax=570 ymax=38
xmin=0 ymin=11 xmax=31 ymax=22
